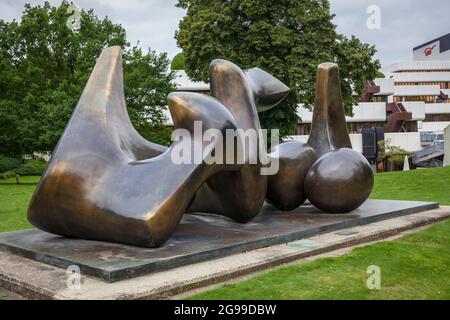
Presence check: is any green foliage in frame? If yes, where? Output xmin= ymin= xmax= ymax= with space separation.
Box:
xmin=0 ymin=156 xmax=48 ymax=178
xmin=15 ymin=159 xmax=48 ymax=176
xmin=175 ymin=0 xmax=381 ymax=137
xmin=0 ymin=156 xmax=22 ymax=173
xmin=139 ymin=125 xmax=173 ymax=147
xmin=376 ymin=71 xmax=385 ymax=78
xmin=171 ymin=52 xmax=186 ymax=70
xmin=377 ymin=140 xmax=413 ymax=164
xmin=0 ymin=170 xmax=16 ymax=180
xmin=124 ymin=46 xmax=175 ymax=128
xmin=0 ymin=1 xmax=174 ymax=158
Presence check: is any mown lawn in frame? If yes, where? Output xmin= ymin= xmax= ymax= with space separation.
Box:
xmin=188 ymin=167 xmax=450 ymax=300
xmin=371 ymin=166 xmax=450 ymax=205
xmin=188 ymin=220 xmax=450 ymax=300
xmin=0 ymin=176 xmax=40 ymax=233
xmin=0 ymin=168 xmax=449 ymax=300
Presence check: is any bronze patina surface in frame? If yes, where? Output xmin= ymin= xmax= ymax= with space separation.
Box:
xmin=305 ymin=148 xmax=375 ymax=213
xmin=28 ymin=47 xmax=239 ymax=247
xmin=27 ymin=47 xmax=375 ymax=247
xmin=303 ymin=63 xmax=374 ymax=213
xmin=266 ymin=141 xmax=318 ymax=211
xmin=307 ymin=62 xmax=353 ymax=157
xmin=188 ymin=60 xmax=289 ymax=222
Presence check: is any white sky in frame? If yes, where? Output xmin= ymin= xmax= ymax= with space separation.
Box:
xmin=1 ymin=0 xmax=450 ymax=67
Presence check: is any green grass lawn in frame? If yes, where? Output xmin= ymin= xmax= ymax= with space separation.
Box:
xmin=189 ymin=221 xmax=450 ymax=300
xmin=0 ymin=176 xmax=40 ymax=233
xmin=371 ymin=166 xmax=450 ymax=205
xmin=0 ymin=168 xmax=449 ymax=300
xmin=188 ymin=167 xmax=450 ymax=300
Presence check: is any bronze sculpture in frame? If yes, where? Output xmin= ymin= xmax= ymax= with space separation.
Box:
xmin=28 ymin=47 xmax=373 ymax=248
xmin=28 ymin=47 xmax=240 ymax=247
xmin=303 ymin=63 xmax=374 ymax=213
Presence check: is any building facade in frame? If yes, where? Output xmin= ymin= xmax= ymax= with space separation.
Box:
xmin=297 ymin=35 xmax=450 ymax=166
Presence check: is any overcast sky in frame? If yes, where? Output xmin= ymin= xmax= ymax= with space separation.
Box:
xmin=1 ymin=0 xmax=449 ymax=67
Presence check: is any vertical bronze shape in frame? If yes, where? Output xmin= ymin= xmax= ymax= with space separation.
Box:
xmin=308 ymin=63 xmax=352 ymax=157
xmin=304 ymin=63 xmax=374 ymax=213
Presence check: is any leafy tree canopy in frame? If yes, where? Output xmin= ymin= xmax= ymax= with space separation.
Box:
xmin=175 ymin=0 xmax=381 ymax=137
xmin=171 ymin=52 xmax=186 ymax=70
xmin=0 ymin=1 xmax=174 ymax=157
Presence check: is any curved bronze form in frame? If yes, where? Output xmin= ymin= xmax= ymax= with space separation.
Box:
xmin=266 ymin=63 xmax=373 ymax=213
xmin=305 ymin=148 xmax=374 ymax=213
xmin=244 ymin=67 xmax=290 ymax=112
xmin=27 ymin=47 xmax=374 ymax=248
xmin=266 ymin=141 xmax=317 ymax=211
xmin=188 ymin=59 xmax=290 ymax=222
xmin=28 ymin=47 xmax=238 ymax=247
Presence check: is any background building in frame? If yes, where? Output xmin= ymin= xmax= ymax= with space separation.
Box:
xmin=296 ymin=34 xmax=450 ymax=169
xmin=413 ymin=33 xmax=450 ymax=61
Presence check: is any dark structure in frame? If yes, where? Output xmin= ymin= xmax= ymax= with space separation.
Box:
xmin=7 ymin=200 xmax=438 ymax=282
xmin=28 ymin=47 xmax=374 ymax=248
xmin=362 ymin=127 xmax=385 ymax=163
xmin=386 ymin=102 xmax=412 ymax=133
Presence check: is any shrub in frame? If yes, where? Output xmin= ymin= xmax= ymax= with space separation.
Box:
xmin=0 ymin=156 xmax=22 ymax=173
xmin=0 ymin=170 xmax=16 ymax=180
xmin=15 ymin=159 xmax=48 ymax=176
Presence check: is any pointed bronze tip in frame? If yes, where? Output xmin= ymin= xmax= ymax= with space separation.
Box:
xmin=168 ymin=92 xmax=236 ymax=133
xmin=102 ymin=46 xmax=122 ymax=54
xmin=318 ymin=62 xmax=338 ymax=70
xmin=96 ymin=46 xmax=123 ymax=63
xmin=316 ymin=62 xmax=340 ymax=87
xmin=245 ymin=67 xmax=290 ymax=112
xmin=308 ymin=62 xmax=352 ymax=157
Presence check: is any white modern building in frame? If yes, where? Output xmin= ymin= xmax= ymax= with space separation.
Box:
xmin=296 ymin=34 xmax=450 ymax=166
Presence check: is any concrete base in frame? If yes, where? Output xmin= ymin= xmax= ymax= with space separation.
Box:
xmin=0 ymin=205 xmax=448 ymax=300
xmin=0 ymin=200 xmax=439 ymax=283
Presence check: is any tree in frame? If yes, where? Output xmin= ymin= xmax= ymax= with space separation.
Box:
xmin=171 ymin=52 xmax=186 ymax=70
xmin=175 ymin=0 xmax=381 ymax=137
xmin=0 ymin=1 xmax=174 ymax=157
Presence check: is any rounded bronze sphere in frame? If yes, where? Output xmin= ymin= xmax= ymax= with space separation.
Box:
xmin=304 ymin=148 xmax=374 ymax=213
xmin=267 ymin=141 xmax=318 ymax=211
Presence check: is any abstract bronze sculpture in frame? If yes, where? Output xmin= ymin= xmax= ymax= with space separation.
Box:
xmin=28 ymin=47 xmax=373 ymax=248
xmin=303 ymin=63 xmax=374 ymax=213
